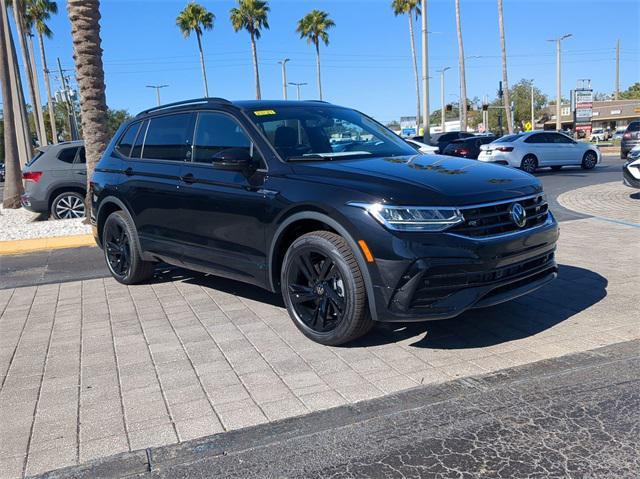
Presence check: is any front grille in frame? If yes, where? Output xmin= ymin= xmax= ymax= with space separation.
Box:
xmin=450 ymin=194 xmax=549 ymax=238
xmin=410 ymin=251 xmax=555 ymax=309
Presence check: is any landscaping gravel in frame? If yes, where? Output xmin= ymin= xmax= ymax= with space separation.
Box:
xmin=0 ymin=206 xmax=91 ymax=241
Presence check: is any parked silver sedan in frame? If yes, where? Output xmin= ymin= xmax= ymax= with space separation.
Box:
xmin=478 ymin=131 xmax=601 ymax=173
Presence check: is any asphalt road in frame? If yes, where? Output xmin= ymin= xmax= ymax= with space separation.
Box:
xmin=36 ymin=339 xmax=640 ymax=479
xmin=0 ymin=154 xmax=624 ymax=290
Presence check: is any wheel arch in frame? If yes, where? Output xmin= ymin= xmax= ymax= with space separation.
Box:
xmin=95 ymin=196 xmax=141 ymax=253
xmin=48 ymin=185 xmax=86 ymax=212
xmin=267 ymin=211 xmax=379 ymax=322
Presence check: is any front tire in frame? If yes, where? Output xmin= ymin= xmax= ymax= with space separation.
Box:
xmin=51 ymin=191 xmax=85 ymax=219
xmin=102 ymin=211 xmax=155 ymax=284
xmin=582 ymin=151 xmax=598 ymax=170
xmin=520 ymin=155 xmax=538 ymax=174
xmin=281 ymin=231 xmax=373 ymax=346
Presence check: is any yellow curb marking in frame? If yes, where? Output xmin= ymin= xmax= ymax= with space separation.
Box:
xmin=0 ymin=234 xmax=97 ymax=256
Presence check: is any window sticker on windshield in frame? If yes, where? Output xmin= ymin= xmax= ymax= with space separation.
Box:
xmin=253 ymin=110 xmax=276 ymax=116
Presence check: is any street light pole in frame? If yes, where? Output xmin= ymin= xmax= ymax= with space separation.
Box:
xmin=288 ymin=82 xmax=307 ymax=100
xmin=437 ymin=67 xmax=450 ymax=133
xmin=421 ymin=0 xmax=430 ymax=142
xmin=278 ymin=58 xmax=290 ymax=100
xmin=530 ymin=82 xmax=535 ymax=131
xmin=146 ymin=84 xmax=168 ymax=106
xmin=548 ymin=33 xmax=571 ymax=131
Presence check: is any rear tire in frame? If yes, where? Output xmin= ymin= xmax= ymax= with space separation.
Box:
xmin=581 ymin=151 xmax=598 ymax=170
xmin=520 ymin=155 xmax=538 ymax=174
xmin=102 ymin=211 xmax=155 ymax=284
xmin=281 ymin=231 xmax=373 ymax=346
xmin=51 ymin=191 xmax=85 ymax=219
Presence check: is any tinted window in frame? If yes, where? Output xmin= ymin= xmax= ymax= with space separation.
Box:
xmin=496 ymin=134 xmax=524 ymax=143
xmin=627 ymin=121 xmax=640 ymax=132
xmin=142 ymin=113 xmax=194 ymax=161
xmin=116 ymin=123 xmax=140 ymax=157
xmin=550 ymin=133 xmax=573 ymax=144
xmin=58 ymin=147 xmax=79 ymax=163
xmin=131 ymin=121 xmax=148 ymax=158
xmin=459 ymin=132 xmax=475 ymax=139
xmin=524 ymin=133 xmax=548 ymax=144
xmin=76 ymin=147 xmax=86 ymax=164
xmin=193 ymin=112 xmax=253 ymax=164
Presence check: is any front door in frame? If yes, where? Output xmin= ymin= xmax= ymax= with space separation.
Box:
xmin=178 ymin=111 xmax=270 ymax=287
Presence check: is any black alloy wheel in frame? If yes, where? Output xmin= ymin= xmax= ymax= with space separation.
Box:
xmin=582 ymin=151 xmax=597 ymax=170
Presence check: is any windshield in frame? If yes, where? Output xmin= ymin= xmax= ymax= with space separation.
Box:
xmin=249 ymin=106 xmax=417 ymax=161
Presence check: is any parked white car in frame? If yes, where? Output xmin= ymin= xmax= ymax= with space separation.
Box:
xmin=405 ymin=139 xmax=439 ymax=155
xmin=478 ymin=131 xmax=601 ymax=173
xmin=590 ymin=128 xmax=607 ymax=142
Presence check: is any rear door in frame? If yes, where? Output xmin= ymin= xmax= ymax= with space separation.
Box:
xmin=177 ymin=110 xmax=270 ymax=287
xmin=524 ymin=133 xmax=554 ymax=165
xmin=119 ymin=113 xmax=195 ymax=262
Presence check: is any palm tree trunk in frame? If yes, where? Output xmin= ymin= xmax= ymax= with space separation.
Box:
xmin=315 ymin=40 xmax=322 ymax=101
xmin=38 ymin=31 xmax=58 ymax=144
xmin=196 ymin=31 xmax=209 ymax=97
xmin=497 ymin=0 xmax=513 ymax=133
xmin=0 ymin=3 xmax=24 ymax=208
xmin=455 ymin=0 xmax=467 ymax=131
xmin=11 ymin=1 xmax=44 ymax=146
xmin=250 ymin=31 xmax=261 ymax=100
xmin=408 ymin=14 xmax=420 ymax=129
xmin=66 ymin=0 xmax=110 ymax=214
xmin=27 ymin=33 xmax=47 ymax=145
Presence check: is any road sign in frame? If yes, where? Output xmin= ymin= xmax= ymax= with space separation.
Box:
xmin=524 ymin=121 xmax=532 ymax=131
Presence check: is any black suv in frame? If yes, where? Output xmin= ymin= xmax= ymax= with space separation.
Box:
xmin=92 ymin=99 xmax=558 ymax=345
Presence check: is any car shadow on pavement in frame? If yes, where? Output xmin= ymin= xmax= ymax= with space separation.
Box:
xmin=349 ymin=264 xmax=608 ymax=350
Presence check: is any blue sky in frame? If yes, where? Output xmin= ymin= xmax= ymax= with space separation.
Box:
xmin=14 ymin=0 xmax=640 ymax=123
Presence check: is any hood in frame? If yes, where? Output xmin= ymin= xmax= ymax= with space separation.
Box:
xmin=289 ymin=154 xmax=542 ymax=206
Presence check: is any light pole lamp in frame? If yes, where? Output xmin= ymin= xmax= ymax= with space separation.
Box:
xmin=146 ymin=84 xmax=169 ymax=106
xmin=437 ymin=67 xmax=451 ymax=132
xmin=547 ymin=33 xmax=572 ymax=131
xmin=278 ymin=58 xmax=290 ymax=100
xmin=288 ymin=82 xmax=307 ymax=101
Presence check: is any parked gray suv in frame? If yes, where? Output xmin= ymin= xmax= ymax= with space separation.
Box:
xmin=21 ymin=140 xmax=87 ymax=219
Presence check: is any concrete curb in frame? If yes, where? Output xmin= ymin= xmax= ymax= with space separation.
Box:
xmin=0 ymin=234 xmax=96 ymax=256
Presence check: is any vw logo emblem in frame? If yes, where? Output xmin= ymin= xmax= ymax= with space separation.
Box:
xmin=509 ymin=203 xmax=527 ymax=228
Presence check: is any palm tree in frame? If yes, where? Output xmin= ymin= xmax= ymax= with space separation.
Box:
xmin=454 ymin=0 xmax=467 ymax=131
xmin=66 ymin=0 xmax=109 ymax=211
xmin=391 ymin=0 xmax=420 ymax=129
xmin=497 ymin=0 xmax=513 ymax=133
xmin=25 ymin=0 xmax=58 ymax=143
xmin=296 ymin=10 xmax=335 ymax=101
xmin=0 ymin=0 xmax=24 ymax=207
xmin=176 ymin=2 xmax=214 ymax=98
xmin=230 ymin=0 xmax=269 ymax=100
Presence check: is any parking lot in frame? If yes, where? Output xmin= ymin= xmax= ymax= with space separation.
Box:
xmin=1 ymin=153 xmax=638 ymax=477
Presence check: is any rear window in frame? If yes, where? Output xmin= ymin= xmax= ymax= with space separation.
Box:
xmin=58 ymin=147 xmax=79 ymax=163
xmin=25 ymin=150 xmax=45 ymax=167
xmin=116 ymin=123 xmax=141 ymax=157
xmin=496 ymin=134 xmax=524 ymax=143
xmin=142 ymin=113 xmax=194 ymax=161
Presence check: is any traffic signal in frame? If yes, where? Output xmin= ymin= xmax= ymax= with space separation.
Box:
xmin=446 ymin=104 xmax=453 ymax=112
xmin=482 ymin=104 xmax=489 ymax=111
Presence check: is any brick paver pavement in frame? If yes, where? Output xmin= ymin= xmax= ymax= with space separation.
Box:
xmin=1 ymin=217 xmax=638 ymax=478
xmin=558 ymin=181 xmax=640 ymax=225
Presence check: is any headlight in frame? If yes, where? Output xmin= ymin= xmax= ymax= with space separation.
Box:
xmin=348 ymin=202 xmax=464 ymax=232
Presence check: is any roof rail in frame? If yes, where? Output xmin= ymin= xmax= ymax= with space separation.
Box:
xmin=135 ymin=97 xmax=232 ymax=117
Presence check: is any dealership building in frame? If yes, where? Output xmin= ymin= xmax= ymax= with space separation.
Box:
xmin=542 ymin=99 xmax=640 ymax=131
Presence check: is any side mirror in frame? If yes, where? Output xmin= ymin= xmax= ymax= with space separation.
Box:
xmin=211 ymin=148 xmax=253 ymax=171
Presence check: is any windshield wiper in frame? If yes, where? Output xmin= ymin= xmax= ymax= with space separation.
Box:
xmin=286 ymin=155 xmax=329 ymax=162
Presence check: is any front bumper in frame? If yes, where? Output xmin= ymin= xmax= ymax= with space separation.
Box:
xmin=623 ymin=162 xmax=640 ymax=189
xmin=359 ymin=212 xmax=559 ymax=322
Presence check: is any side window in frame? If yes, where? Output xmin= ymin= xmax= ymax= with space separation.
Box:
xmin=58 ymin=147 xmax=79 ymax=163
xmin=115 ymin=123 xmax=140 ymax=157
xmin=142 ymin=113 xmax=194 ymax=161
xmin=525 ymin=133 xmax=545 ymax=144
xmin=192 ymin=112 xmax=258 ymax=164
xmin=131 ymin=121 xmax=148 ymax=158
xmin=552 ymin=133 xmax=573 ymax=144
xmin=76 ymin=147 xmax=86 ymax=164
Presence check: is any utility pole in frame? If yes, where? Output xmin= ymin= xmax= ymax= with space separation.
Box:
xmin=530 ymin=82 xmax=535 ymax=131
xmin=615 ymin=39 xmax=620 ymax=100
xmin=548 ymin=34 xmax=572 ymax=131
xmin=437 ymin=67 xmax=450 ymax=133
xmin=288 ymin=82 xmax=306 ymax=101
xmin=146 ymin=84 xmax=168 ymax=106
xmin=421 ymin=0 xmax=430 ymax=142
xmin=278 ymin=58 xmax=290 ymax=100
xmin=57 ymin=57 xmax=79 ymax=140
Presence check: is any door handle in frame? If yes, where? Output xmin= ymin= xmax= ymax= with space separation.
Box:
xmin=180 ymin=173 xmax=196 ymax=184
xmin=124 ymin=167 xmax=134 ymax=176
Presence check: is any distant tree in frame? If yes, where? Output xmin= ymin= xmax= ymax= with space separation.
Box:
xmin=509 ymin=79 xmax=547 ymax=128
xmin=593 ymin=91 xmax=611 ymax=101
xmin=106 ymin=109 xmax=132 ymax=138
xmin=230 ymin=0 xmax=269 ymax=100
xmin=296 ymin=9 xmax=335 ymax=101
xmin=620 ymin=82 xmax=640 ymax=100
xmin=176 ymin=2 xmax=214 ymax=97
xmin=391 ymin=0 xmax=421 ymax=128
